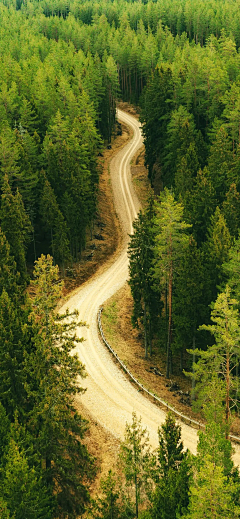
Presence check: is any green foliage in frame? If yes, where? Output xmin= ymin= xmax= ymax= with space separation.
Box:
xmin=154 ymin=188 xmax=191 ymax=377
xmin=40 ymin=176 xmax=70 ymax=268
xmin=0 ymin=403 xmax=10 ymax=461
xmin=173 ymin=237 xmax=205 ymax=364
xmin=87 ymin=470 xmax=134 ymax=519
xmin=1 ymin=438 xmax=53 ymax=519
xmin=182 ymin=458 xmax=240 ymax=519
xmin=25 ymin=254 xmax=96 ymax=518
xmin=119 ymin=412 xmax=154 ymax=518
xmin=188 ymin=287 xmax=240 ymax=429
xmin=0 ymin=175 xmax=32 ymax=283
xmin=140 ymin=66 xmax=174 ymax=188
xmin=0 ymin=498 xmax=11 ymax=519
xmin=128 ymin=197 xmax=159 ymax=357
xmin=150 ymin=413 xmax=191 ymax=519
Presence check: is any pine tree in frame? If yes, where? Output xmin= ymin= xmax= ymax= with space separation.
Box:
xmin=196 ymin=377 xmax=234 ymax=477
xmin=0 ymin=403 xmax=10 ymax=462
xmin=119 ymin=413 xmax=154 ymax=518
xmin=189 ymin=287 xmax=240 ymax=435
xmin=223 ymin=235 xmax=240 ymax=305
xmin=25 ymin=255 xmax=96 ymax=518
xmin=222 ymin=183 xmax=240 ymax=239
xmin=154 ymin=188 xmax=191 ymax=377
xmin=164 ymin=105 xmax=199 ymax=189
xmin=140 ymin=65 xmax=174 ymax=188
xmin=182 ymin=459 xmax=240 ymax=519
xmin=184 ymin=167 xmax=216 ymax=246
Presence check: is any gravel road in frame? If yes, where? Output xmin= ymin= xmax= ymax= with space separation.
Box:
xmin=61 ymin=109 xmax=240 ymax=465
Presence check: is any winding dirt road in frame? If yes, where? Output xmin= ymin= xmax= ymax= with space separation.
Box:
xmin=61 ymin=110 xmax=240 ymax=465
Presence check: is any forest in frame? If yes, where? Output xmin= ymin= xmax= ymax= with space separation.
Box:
xmin=1 ymin=0 xmax=240 ymax=517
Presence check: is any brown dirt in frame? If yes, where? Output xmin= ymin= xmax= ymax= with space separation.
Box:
xmin=63 ymin=121 xmax=132 ymax=296
xmin=101 ymin=284 xmax=200 ymax=418
xmin=78 ymin=403 xmax=121 ymax=498
xmin=101 ymin=284 xmax=240 ymax=438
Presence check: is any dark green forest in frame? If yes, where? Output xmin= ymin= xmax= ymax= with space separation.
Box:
xmin=1 ymin=0 xmax=240 ymax=517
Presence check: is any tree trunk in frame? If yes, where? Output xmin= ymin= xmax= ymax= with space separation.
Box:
xmin=180 ymin=349 xmax=183 ymax=372
xmin=135 ymin=473 xmax=138 ymax=518
xmin=236 ymin=355 xmax=239 ymax=414
xmin=226 ymin=346 xmax=230 ymax=438
xmin=166 ymin=269 xmax=172 ymax=379
xmin=192 ymin=333 xmax=196 ymax=401
xmin=149 ymin=318 xmax=152 ymax=357
xmin=143 ymin=300 xmax=148 ymax=359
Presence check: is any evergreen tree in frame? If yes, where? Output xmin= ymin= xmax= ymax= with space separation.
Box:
xmin=182 ymin=459 xmax=240 ymax=519
xmin=87 ymin=470 xmax=134 ymax=519
xmin=0 ymin=289 xmax=30 ymax=419
xmin=0 ymin=175 xmax=32 ymax=283
xmin=189 ymin=287 xmax=240 ymax=435
xmin=223 ymin=235 xmax=240 ymax=305
xmin=1 ymin=438 xmax=53 ymax=519
xmin=0 ymin=403 xmax=10 ymax=462
xmin=119 ymin=413 xmax=154 ymax=518
xmin=207 ymin=125 xmax=233 ymax=202
xmin=0 ymin=498 xmax=11 ymax=519
xmin=154 ymin=188 xmax=191 ymax=377
xmin=222 ymin=183 xmax=240 ymax=239
xmin=128 ymin=198 xmax=159 ymax=358
xmin=25 ymin=255 xmax=96 ymax=518
xmin=164 ymin=105 xmax=199 ymax=189
xmin=0 ymin=228 xmax=20 ymax=299
xmin=173 ymin=237 xmax=205 ymax=373
xmin=40 ymin=176 xmax=70 ymax=270
xmin=184 ymin=167 xmax=216 ymax=246
xmin=140 ymin=65 xmax=174 ymax=189
xmin=203 ymin=206 xmax=231 ymax=306
xmin=149 ymin=413 xmax=190 ymax=519
xmin=196 ymin=378 xmax=235 ymax=477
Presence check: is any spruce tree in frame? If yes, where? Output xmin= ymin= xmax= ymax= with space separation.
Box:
xmin=0 ymin=175 xmax=32 ymax=284
xmin=203 ymin=206 xmax=231 ymax=306
xmin=1 ymin=438 xmax=53 ymax=519
xmin=0 ymin=228 xmax=20 ymax=299
xmin=0 ymin=289 xmax=30 ymax=419
xmin=173 ymin=237 xmax=205 ymax=374
xmin=87 ymin=470 xmax=134 ymax=519
xmin=40 ymin=177 xmax=70 ymax=271
xmin=128 ymin=198 xmax=159 ymax=357
xmin=149 ymin=413 xmax=190 ymax=519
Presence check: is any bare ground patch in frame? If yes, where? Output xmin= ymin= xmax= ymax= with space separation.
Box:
xmin=100 ymin=283 xmax=240 ymax=438
xmin=63 ymin=122 xmax=132 ymax=296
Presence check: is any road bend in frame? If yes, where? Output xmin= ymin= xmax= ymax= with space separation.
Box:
xmin=60 ymin=109 xmax=240 ymax=466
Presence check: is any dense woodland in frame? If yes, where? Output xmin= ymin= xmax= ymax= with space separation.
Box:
xmin=1 ymin=0 xmax=240 ymax=517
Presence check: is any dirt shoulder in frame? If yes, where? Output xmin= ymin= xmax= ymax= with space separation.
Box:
xmin=63 ymin=120 xmax=132 ymax=297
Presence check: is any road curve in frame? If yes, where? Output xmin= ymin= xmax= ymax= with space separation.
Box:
xmin=61 ymin=110 xmax=240 ymax=465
